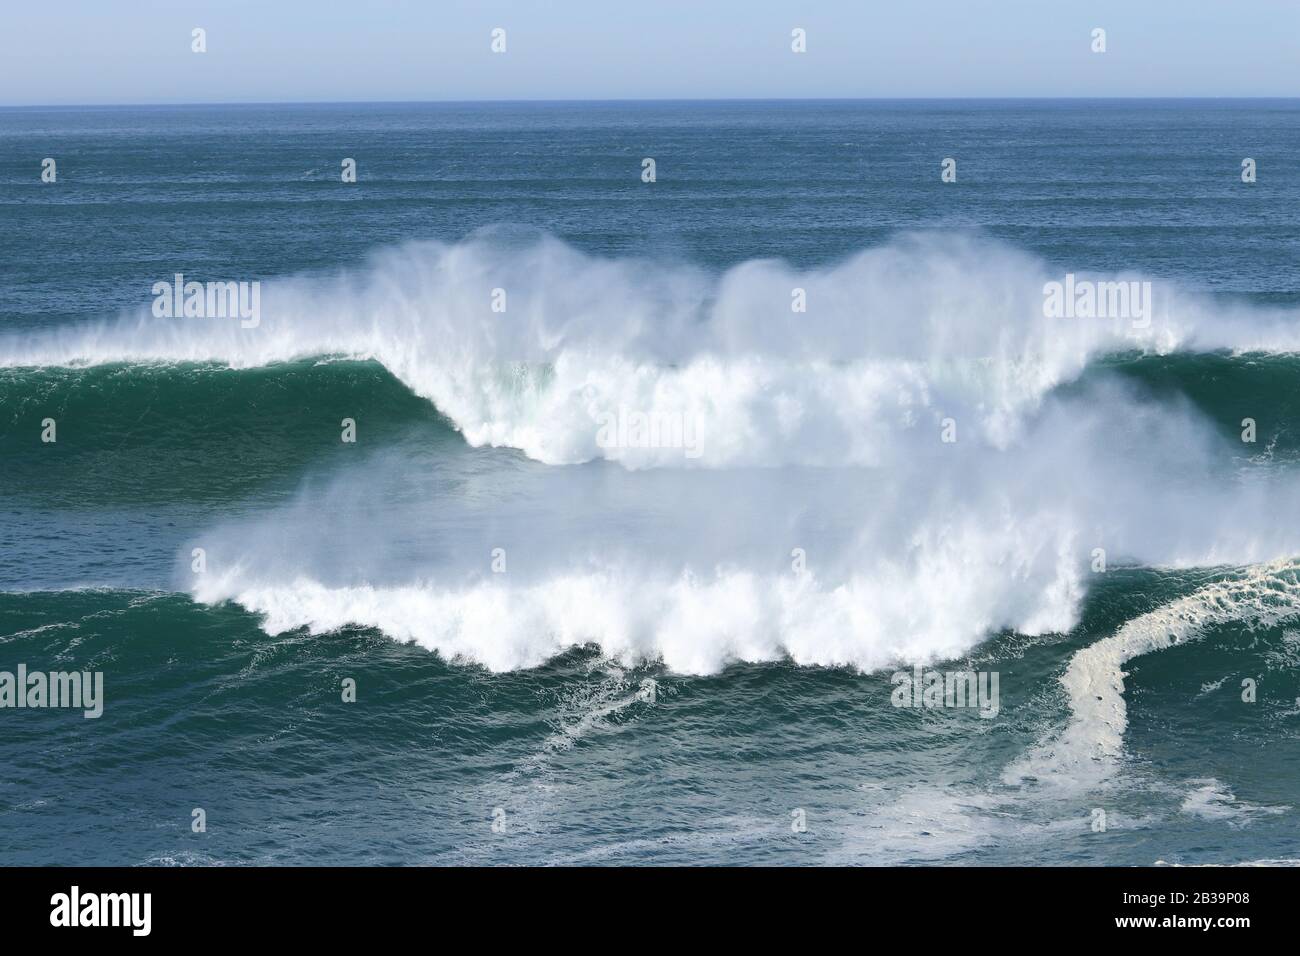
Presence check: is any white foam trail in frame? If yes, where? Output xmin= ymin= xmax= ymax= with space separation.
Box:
xmin=6 ymin=231 xmax=1300 ymax=468
xmin=1005 ymin=563 xmax=1300 ymax=788
xmin=1180 ymin=778 xmax=1288 ymax=824
xmin=833 ymin=571 xmax=1300 ymax=863
xmin=1156 ymin=860 xmax=1300 ymax=867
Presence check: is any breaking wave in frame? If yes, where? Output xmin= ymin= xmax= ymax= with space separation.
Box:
xmin=6 ymin=231 xmax=1300 ymax=674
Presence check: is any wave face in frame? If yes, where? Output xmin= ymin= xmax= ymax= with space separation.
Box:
xmin=7 ymin=231 xmax=1300 ymax=674
xmin=7 ymin=230 xmax=1300 ymax=470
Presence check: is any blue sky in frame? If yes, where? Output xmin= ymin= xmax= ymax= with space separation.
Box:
xmin=2 ymin=0 xmax=1297 ymax=105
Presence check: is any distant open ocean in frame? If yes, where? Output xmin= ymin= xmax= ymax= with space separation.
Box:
xmin=3 ymin=100 xmax=1300 ymax=865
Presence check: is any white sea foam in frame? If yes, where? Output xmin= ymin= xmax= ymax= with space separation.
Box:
xmin=188 ymin=447 xmax=1300 ymax=675
xmin=833 ymin=570 xmax=1300 ymax=863
xmin=193 ymin=563 xmax=1064 ymax=675
xmin=5 ymin=230 xmax=1300 ymax=469
xmin=1180 ymin=778 xmax=1288 ymax=824
xmin=13 ymin=231 xmax=1299 ymax=674
xmin=1155 ymin=859 xmax=1300 ymax=867
xmin=1005 ymin=563 xmax=1300 ymax=789
xmin=185 ymin=361 xmax=1300 ymax=673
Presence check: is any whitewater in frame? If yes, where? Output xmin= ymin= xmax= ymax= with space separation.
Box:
xmin=4 ymin=231 xmax=1300 ymax=683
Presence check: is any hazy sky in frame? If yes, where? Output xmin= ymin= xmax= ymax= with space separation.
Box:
xmin=2 ymin=0 xmax=1297 ymax=105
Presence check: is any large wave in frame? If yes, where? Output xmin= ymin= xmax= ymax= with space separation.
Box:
xmin=6 ymin=229 xmax=1300 ymax=469
xmin=7 ymin=231 xmax=1300 ymax=674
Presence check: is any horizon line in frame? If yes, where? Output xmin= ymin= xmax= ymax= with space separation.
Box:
xmin=3 ymin=95 xmax=1300 ymax=110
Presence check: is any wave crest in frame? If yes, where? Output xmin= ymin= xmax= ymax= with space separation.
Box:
xmin=8 ymin=231 xmax=1300 ymax=468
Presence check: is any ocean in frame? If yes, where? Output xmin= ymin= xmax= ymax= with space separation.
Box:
xmin=2 ymin=99 xmax=1300 ymax=865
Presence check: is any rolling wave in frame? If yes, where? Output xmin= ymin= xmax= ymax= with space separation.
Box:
xmin=4 ymin=230 xmax=1300 ymax=469
xmin=5 ymin=231 xmax=1300 ymax=678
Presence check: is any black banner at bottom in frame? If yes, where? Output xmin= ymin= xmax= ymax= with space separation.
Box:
xmin=0 ymin=865 xmax=1283 ymax=941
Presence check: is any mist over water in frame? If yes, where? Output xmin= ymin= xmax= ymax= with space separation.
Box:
xmin=7 ymin=232 xmax=1300 ymax=674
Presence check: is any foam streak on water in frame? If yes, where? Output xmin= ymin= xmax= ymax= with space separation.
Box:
xmin=1006 ymin=562 xmax=1300 ymax=789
